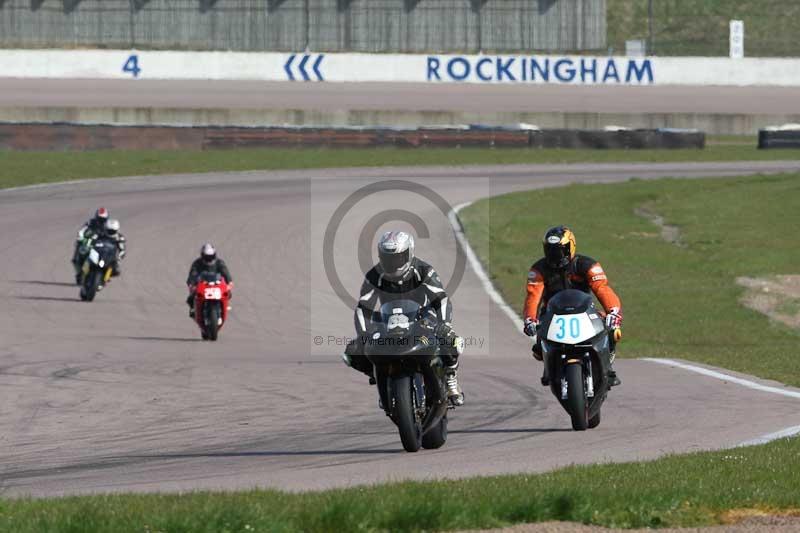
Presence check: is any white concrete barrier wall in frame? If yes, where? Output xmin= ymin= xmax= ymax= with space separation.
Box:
xmin=2 ymin=49 xmax=800 ymax=86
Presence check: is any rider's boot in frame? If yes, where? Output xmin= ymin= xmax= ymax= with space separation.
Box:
xmin=607 ymin=349 xmax=622 ymax=387
xmin=187 ymin=295 xmax=195 ymax=318
xmin=72 ymin=258 xmax=82 ymax=285
xmin=445 ymin=363 xmax=464 ymax=406
xmin=533 ymin=342 xmax=549 ymax=386
xmin=608 ymin=365 xmax=622 ymax=387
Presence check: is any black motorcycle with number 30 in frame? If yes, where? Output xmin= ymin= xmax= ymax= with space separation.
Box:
xmin=538 ymin=289 xmax=615 ymax=431
xmin=364 ymin=299 xmax=453 ymax=452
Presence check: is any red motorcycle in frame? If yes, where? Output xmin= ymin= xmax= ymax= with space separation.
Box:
xmin=194 ymin=272 xmax=230 ymax=341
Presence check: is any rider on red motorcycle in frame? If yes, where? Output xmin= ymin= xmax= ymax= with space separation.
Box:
xmin=186 ymin=243 xmax=233 ymax=318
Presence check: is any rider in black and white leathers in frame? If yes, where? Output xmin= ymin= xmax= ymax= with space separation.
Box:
xmin=344 ymin=231 xmax=464 ymax=406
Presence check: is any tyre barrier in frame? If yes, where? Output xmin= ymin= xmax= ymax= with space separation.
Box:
xmin=0 ymin=122 xmax=704 ymax=151
xmin=758 ymin=128 xmax=800 ymax=149
xmin=530 ymin=128 xmax=704 ymax=149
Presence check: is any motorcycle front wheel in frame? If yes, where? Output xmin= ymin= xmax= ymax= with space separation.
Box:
xmin=565 ymin=363 xmax=588 ymax=431
xmin=392 ymin=375 xmax=422 ymax=452
xmin=81 ymin=270 xmax=99 ymax=302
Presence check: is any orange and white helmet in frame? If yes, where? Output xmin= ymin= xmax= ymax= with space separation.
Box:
xmin=543 ymin=226 xmax=576 ymax=269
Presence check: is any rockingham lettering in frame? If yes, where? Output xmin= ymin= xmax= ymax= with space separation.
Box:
xmin=426 ymin=55 xmax=654 ymax=84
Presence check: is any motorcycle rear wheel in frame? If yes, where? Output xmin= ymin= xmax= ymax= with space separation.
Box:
xmin=588 ymin=409 xmax=601 ymax=429
xmin=392 ymin=375 xmax=422 ymax=452
xmin=422 ymin=414 xmax=448 ymax=449
xmin=565 ymin=364 xmax=588 ymax=431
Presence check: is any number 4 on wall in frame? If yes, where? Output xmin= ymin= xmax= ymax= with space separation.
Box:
xmin=122 ymin=54 xmax=141 ymax=78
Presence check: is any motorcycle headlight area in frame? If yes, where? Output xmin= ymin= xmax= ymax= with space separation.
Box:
xmin=387 ymin=314 xmax=410 ymax=330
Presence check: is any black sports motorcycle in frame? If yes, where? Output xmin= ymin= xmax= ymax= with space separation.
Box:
xmin=364 ymin=299 xmax=453 ymax=452
xmin=79 ymin=236 xmax=118 ymax=302
xmin=538 ymin=289 xmax=615 ymax=431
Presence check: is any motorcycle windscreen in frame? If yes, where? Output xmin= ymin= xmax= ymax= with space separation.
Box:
xmin=199 ymin=271 xmax=223 ymax=283
xmin=546 ymin=312 xmax=604 ymax=344
xmin=93 ymin=239 xmax=118 ymax=262
xmin=546 ymin=289 xmax=593 ymax=315
xmin=378 ymin=299 xmax=421 ymax=330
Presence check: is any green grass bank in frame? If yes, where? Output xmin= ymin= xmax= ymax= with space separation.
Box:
xmin=2 ymin=144 xmax=800 ymax=190
xmin=460 ymin=172 xmax=800 ymax=386
xmin=608 ymin=0 xmax=800 ymax=57
xmin=2 ymin=436 xmax=799 ymax=532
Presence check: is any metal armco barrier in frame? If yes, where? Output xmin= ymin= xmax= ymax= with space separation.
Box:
xmin=758 ymin=129 xmax=800 ymax=149
xmin=0 ymin=123 xmax=705 ymax=151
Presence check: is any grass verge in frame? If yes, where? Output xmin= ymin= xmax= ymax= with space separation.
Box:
xmin=2 ymin=145 xmax=800 ymax=190
xmin=2 ymin=436 xmax=799 ymax=532
xmin=460 ymin=172 xmax=800 ymax=386
xmin=607 ymin=0 xmax=800 ymax=57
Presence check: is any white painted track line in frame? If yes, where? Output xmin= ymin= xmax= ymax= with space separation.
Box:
xmin=449 ymin=202 xmax=524 ymax=334
xmin=641 ymin=358 xmax=800 ymax=400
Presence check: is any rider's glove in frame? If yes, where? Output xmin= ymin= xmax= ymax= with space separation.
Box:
xmin=434 ymin=322 xmax=454 ymax=342
xmin=605 ymin=308 xmax=623 ymax=342
xmin=452 ymin=335 xmax=465 ymax=355
xmin=605 ymin=308 xmax=622 ymax=329
xmin=523 ymin=318 xmax=539 ymax=338
xmin=434 ymin=323 xmax=465 ymax=356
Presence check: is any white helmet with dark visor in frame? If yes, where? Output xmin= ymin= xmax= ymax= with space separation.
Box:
xmin=377 ymin=231 xmax=415 ymax=281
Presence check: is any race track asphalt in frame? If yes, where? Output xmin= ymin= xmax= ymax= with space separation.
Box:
xmin=1 ymin=79 xmax=799 ymax=114
xmin=3 ymin=161 xmax=800 ymax=497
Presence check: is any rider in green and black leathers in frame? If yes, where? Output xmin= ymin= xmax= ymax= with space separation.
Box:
xmin=72 ymin=208 xmax=109 ymax=282
xmin=344 ymin=230 xmax=465 ymax=406
xmin=72 ymin=208 xmax=127 ymax=282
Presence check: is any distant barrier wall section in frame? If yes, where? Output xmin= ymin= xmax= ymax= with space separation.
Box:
xmin=0 ymin=0 xmax=606 ymax=53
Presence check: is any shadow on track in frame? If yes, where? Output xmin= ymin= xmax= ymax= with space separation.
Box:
xmin=15 ymin=295 xmax=78 ymax=303
xmin=450 ymin=428 xmax=571 ymax=434
xmin=133 ymin=449 xmax=403 ymax=459
xmin=13 ymin=280 xmax=76 ymax=287
xmin=119 ymin=336 xmax=203 ymax=343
